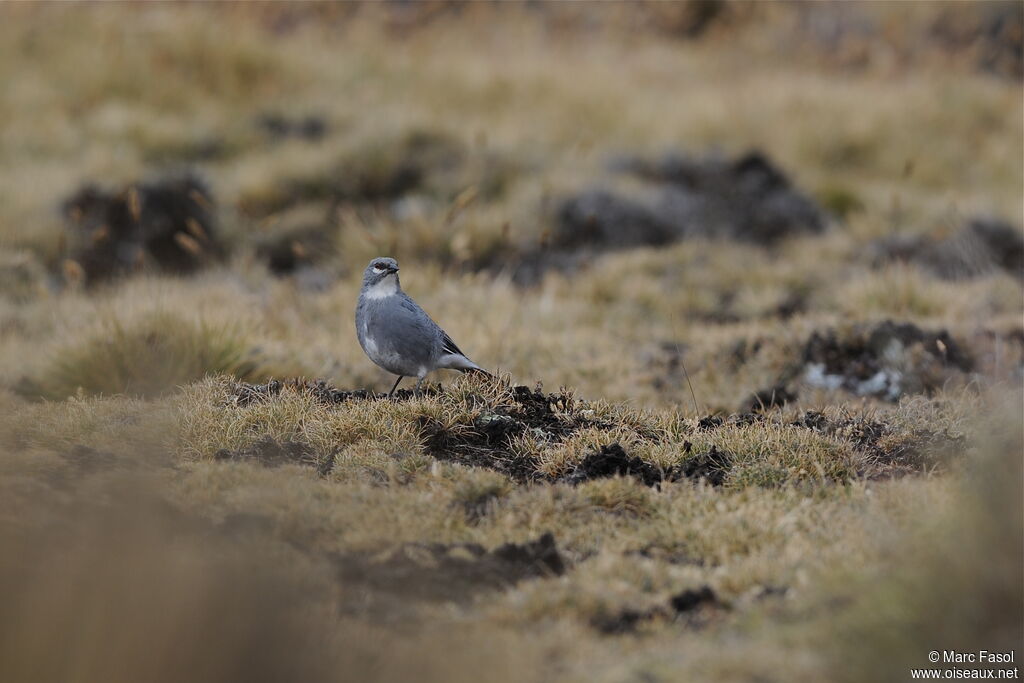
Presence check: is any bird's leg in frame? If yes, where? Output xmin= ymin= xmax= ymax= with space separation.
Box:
xmin=413 ymin=376 xmax=425 ymax=397
xmin=387 ymin=375 xmax=404 ymax=398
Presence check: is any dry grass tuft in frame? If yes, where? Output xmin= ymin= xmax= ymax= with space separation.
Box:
xmin=23 ymin=312 xmax=272 ymax=400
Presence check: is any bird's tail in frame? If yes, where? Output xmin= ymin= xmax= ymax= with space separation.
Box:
xmin=440 ymin=353 xmax=493 ymax=377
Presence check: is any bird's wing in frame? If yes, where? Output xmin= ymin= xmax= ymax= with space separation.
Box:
xmin=395 ymin=294 xmax=466 ymax=358
xmin=395 ymin=293 xmax=482 ymax=370
xmin=441 ymin=330 xmax=466 ymax=358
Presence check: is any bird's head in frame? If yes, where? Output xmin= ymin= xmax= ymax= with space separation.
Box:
xmin=362 ymin=257 xmax=400 ymax=290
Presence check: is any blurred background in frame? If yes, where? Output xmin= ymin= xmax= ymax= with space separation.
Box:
xmin=0 ymin=2 xmax=1020 ymax=682
xmin=0 ymin=1 xmax=1021 ymax=403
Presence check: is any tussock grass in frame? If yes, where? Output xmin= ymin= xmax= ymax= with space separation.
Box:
xmin=693 ymin=422 xmax=863 ymax=488
xmin=24 ymin=312 xmax=270 ymax=400
xmin=177 ymin=374 xmax=954 ymax=492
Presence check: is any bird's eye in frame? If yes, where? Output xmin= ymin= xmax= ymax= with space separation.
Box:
xmin=373 ymin=265 xmax=385 ymax=273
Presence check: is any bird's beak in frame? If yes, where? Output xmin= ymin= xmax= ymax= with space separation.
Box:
xmin=388 ymin=266 xmax=399 ymax=274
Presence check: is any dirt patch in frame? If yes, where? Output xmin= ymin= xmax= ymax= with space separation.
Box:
xmin=592 ymin=584 xmax=725 ymax=635
xmin=670 ymin=585 xmax=721 ymax=615
xmin=61 ymin=174 xmax=220 ymax=284
xmin=562 ymin=442 xmax=732 ymax=488
xmin=39 ymin=444 xmax=139 ymax=491
xmin=59 ymin=444 xmax=119 ymax=476
xmin=678 ymin=443 xmax=733 ymax=486
xmin=562 ymin=443 xmax=667 ymax=487
xmin=329 ymin=532 xmax=565 ymax=609
xmin=870 ymin=217 xmax=1024 ymax=280
xmin=418 ymin=414 xmax=539 ymax=481
xmin=796 ymin=320 xmax=974 ymax=400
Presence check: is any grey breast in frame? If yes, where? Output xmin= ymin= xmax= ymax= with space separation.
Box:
xmin=357 ymin=293 xmax=443 ymax=376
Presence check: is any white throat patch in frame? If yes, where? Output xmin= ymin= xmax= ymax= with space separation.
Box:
xmin=364 ymin=275 xmax=398 ymax=300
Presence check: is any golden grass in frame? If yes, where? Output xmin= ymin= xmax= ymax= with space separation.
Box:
xmin=22 ymin=312 xmax=266 ymax=399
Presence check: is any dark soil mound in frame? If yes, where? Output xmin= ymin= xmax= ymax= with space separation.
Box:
xmin=797 ymin=320 xmax=973 ymax=400
xmin=558 ymin=441 xmax=732 ymax=488
xmin=61 ymin=174 xmax=220 ymax=284
xmin=670 ymin=585 xmax=720 ymax=614
xmin=677 ymin=444 xmax=733 ymax=486
xmin=229 ymin=379 xmax=621 ymax=482
xmin=417 ymin=385 xmax=607 ymax=481
xmin=870 ymin=217 xmax=1024 ymax=280
xmin=552 ymin=150 xmax=825 ymax=254
xmin=592 ymin=584 xmax=724 ymax=635
xmin=509 ymin=150 xmax=826 ymax=285
xmin=562 ymin=443 xmax=667 ymax=487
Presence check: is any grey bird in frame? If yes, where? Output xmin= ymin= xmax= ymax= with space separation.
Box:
xmin=356 ymin=257 xmax=487 ymax=396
